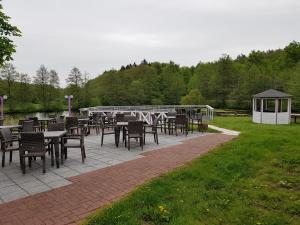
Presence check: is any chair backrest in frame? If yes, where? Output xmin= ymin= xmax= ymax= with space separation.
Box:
xmin=22 ymin=120 xmax=34 ymax=132
xmin=20 ymin=132 xmax=45 ymax=154
xmin=195 ymin=113 xmax=203 ymax=120
xmin=175 ymin=115 xmax=187 ymax=125
xmin=115 ymin=113 xmax=125 ymax=122
xmin=92 ymin=113 xmax=101 ymax=122
xmin=55 ymin=115 xmax=65 ymax=123
xmin=0 ymin=119 xmax=3 ymax=126
xmin=48 ymin=122 xmax=65 ymax=131
xmin=128 ymin=121 xmax=143 ymax=135
xmin=66 ymin=117 xmax=78 ymax=129
xmin=167 ymin=112 xmax=176 ymax=117
xmin=124 ymin=115 xmax=137 ymax=122
xmin=29 ymin=117 xmax=40 ymax=126
xmin=0 ymin=128 xmax=13 ymax=143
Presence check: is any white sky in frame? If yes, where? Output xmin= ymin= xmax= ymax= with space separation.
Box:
xmin=2 ymin=0 xmax=300 ymax=86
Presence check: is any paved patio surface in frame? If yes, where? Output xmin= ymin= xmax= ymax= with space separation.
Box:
xmin=0 ymin=131 xmax=234 ymax=225
xmin=0 ymin=130 xmax=208 ymax=203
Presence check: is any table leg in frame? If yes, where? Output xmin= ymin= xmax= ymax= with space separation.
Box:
xmin=53 ymin=137 xmax=60 ymax=168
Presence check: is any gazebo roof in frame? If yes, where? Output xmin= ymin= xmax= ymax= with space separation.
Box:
xmin=253 ymin=89 xmax=292 ymax=98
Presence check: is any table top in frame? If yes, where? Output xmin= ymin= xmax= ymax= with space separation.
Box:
xmin=0 ymin=125 xmax=22 ymax=129
xmin=44 ymin=131 xmax=67 ymax=138
xmin=116 ymin=122 xmax=128 ymax=126
xmin=78 ymin=118 xmax=90 ymax=121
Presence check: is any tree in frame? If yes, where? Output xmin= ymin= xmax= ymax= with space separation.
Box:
xmin=48 ymin=69 xmax=60 ymax=108
xmin=66 ymin=67 xmax=83 ymax=108
xmin=34 ymin=65 xmax=50 ymax=109
xmin=0 ymin=63 xmax=17 ymax=109
xmin=16 ymin=72 xmax=31 ymax=103
xmin=0 ymin=1 xmax=21 ymax=67
xmin=66 ymin=67 xmax=83 ymax=87
xmin=180 ymin=89 xmax=205 ymax=105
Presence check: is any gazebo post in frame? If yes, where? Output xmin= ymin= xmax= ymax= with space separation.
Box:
xmin=260 ymin=98 xmax=263 ymax=123
xmin=275 ymin=98 xmax=279 ymax=125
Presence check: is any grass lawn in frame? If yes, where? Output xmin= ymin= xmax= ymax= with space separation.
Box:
xmin=84 ymin=117 xmax=300 ymax=225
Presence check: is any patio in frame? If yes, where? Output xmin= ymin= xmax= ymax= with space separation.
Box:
xmin=0 ymin=130 xmax=209 ymax=203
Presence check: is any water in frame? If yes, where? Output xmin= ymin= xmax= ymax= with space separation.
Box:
xmin=3 ymin=111 xmax=72 ymax=125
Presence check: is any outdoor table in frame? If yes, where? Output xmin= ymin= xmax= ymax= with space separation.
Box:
xmin=44 ymin=130 xmax=67 ymax=168
xmin=115 ymin=122 xmax=128 ymax=147
xmin=291 ymin=114 xmax=300 ymax=123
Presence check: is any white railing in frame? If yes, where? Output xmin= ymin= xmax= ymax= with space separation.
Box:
xmin=80 ymin=105 xmax=214 ymax=124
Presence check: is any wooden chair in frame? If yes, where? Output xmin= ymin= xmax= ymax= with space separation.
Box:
xmin=62 ymin=127 xmax=86 ymax=163
xmin=22 ymin=120 xmax=34 ymax=132
xmin=100 ymin=117 xmax=115 ymax=146
xmin=19 ymin=132 xmax=47 ymax=174
xmin=0 ymin=128 xmax=20 ymax=167
xmin=126 ymin=121 xmax=144 ymax=151
xmin=144 ymin=117 xmax=159 ymax=145
xmin=66 ymin=117 xmax=79 ymax=134
xmin=175 ymin=115 xmax=188 ymax=136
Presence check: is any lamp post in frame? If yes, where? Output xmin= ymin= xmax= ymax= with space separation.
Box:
xmin=0 ymin=95 xmax=7 ymax=120
xmin=65 ymin=95 xmax=73 ymax=116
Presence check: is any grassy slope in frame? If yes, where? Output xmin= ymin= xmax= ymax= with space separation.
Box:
xmin=84 ymin=117 xmax=300 ymax=225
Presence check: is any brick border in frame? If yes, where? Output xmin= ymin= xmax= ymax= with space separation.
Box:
xmin=0 ymin=134 xmax=234 ymax=225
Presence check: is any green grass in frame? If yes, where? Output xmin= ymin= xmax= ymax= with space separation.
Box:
xmin=84 ymin=117 xmax=300 ymax=225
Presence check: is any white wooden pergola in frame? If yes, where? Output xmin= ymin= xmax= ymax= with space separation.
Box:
xmin=252 ymin=89 xmax=292 ymax=124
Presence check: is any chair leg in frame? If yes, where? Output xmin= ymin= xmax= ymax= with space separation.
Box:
xmin=2 ymin=151 xmax=5 ymax=167
xmin=42 ymin=156 xmax=46 ymax=173
xmin=128 ymin=138 xmax=130 ymax=151
xmin=28 ymin=157 xmax=32 ymax=168
xmin=140 ymin=137 xmax=143 ymax=150
xmin=101 ymin=132 xmax=104 ymax=146
xmin=81 ymin=146 xmax=85 ymax=163
xmin=9 ymin=151 xmax=13 ymax=163
xmin=21 ymin=157 xmax=26 ymax=174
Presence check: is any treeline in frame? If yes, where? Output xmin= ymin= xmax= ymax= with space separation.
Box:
xmin=1 ymin=41 xmax=300 ymax=113
xmin=88 ymin=41 xmax=300 ymax=112
xmin=0 ymin=64 xmax=90 ymax=113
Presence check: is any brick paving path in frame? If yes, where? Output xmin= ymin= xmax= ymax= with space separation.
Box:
xmin=0 ymin=134 xmax=234 ymax=225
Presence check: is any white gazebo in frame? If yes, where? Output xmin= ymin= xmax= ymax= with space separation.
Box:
xmin=252 ymin=89 xmax=292 ymax=124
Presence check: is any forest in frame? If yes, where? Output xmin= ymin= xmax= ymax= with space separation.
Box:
xmin=1 ymin=41 xmax=300 ymax=113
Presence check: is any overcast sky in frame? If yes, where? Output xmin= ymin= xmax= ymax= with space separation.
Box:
xmin=2 ymin=0 xmax=300 ymax=86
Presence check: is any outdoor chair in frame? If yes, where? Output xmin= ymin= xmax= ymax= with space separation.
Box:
xmin=165 ymin=112 xmax=176 ymax=134
xmin=175 ymin=115 xmax=188 ymax=136
xmin=115 ymin=113 xmax=125 ymax=123
xmin=19 ymin=132 xmax=48 ymax=174
xmin=62 ymin=126 xmax=86 ymax=163
xmin=48 ymin=122 xmax=65 ymax=131
xmin=22 ymin=120 xmax=34 ymax=132
xmin=124 ymin=115 xmax=137 ymax=122
xmin=29 ymin=117 xmax=42 ymax=132
xmin=66 ymin=116 xmax=79 ymax=134
xmin=87 ymin=113 xmax=101 ymax=135
xmin=190 ymin=113 xmax=203 ymax=133
xmin=151 ymin=114 xmax=163 ymax=132
xmin=55 ymin=115 xmax=65 ymax=123
xmin=0 ymin=128 xmax=20 ymax=167
xmin=126 ymin=121 xmax=144 ymax=151
xmin=144 ymin=117 xmax=159 ymax=145
xmin=100 ymin=116 xmax=115 ymax=146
